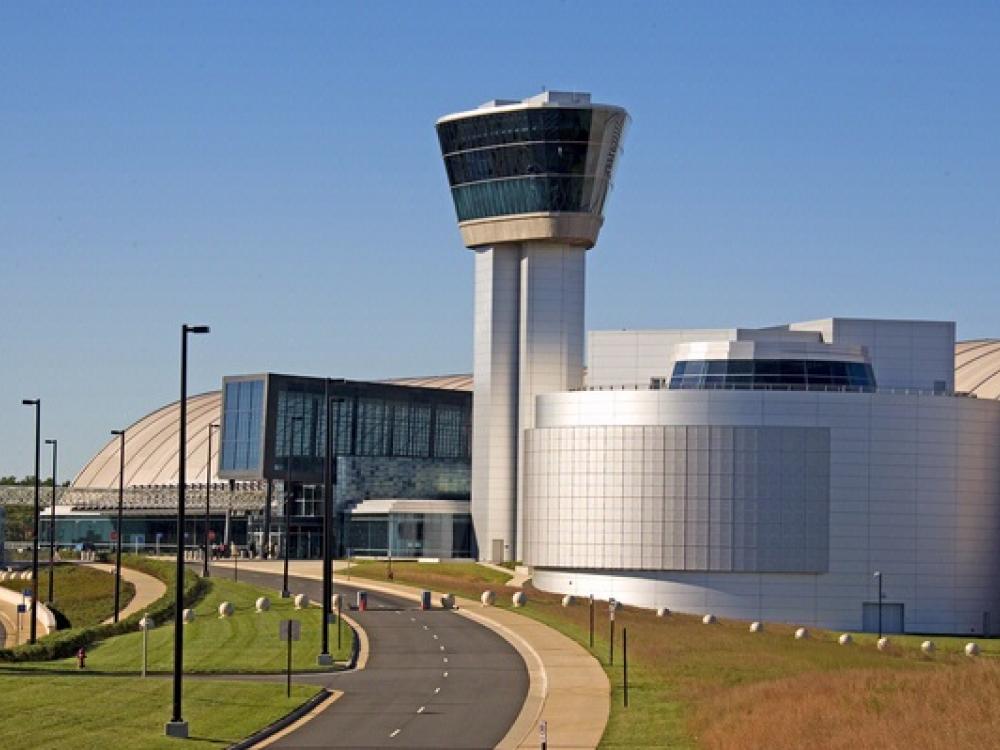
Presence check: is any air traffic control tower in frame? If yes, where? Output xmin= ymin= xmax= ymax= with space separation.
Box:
xmin=436 ymin=91 xmax=628 ymax=561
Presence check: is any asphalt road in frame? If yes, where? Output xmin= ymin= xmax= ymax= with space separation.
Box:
xmin=208 ymin=564 xmax=528 ymax=750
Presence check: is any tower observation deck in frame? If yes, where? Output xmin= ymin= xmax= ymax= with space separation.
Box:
xmin=436 ymin=91 xmax=628 ymax=561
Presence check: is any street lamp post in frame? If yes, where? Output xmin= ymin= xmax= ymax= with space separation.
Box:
xmin=873 ymin=570 xmax=883 ymax=639
xmin=319 ymin=387 xmax=344 ymax=665
xmin=262 ymin=480 xmax=272 ymax=559
xmin=110 ymin=429 xmax=126 ymax=622
xmin=282 ymin=414 xmax=303 ymax=598
xmin=44 ymin=438 xmax=57 ymax=603
xmin=203 ymin=423 xmax=219 ymax=578
xmin=166 ymin=323 xmax=209 ymax=741
xmin=21 ymin=398 xmax=40 ymax=645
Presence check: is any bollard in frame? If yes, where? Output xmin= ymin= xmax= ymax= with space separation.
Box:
xmin=838 ymin=633 xmax=853 ymax=646
xmin=255 ymin=596 xmax=271 ymax=612
xmin=480 ymin=590 xmax=495 ymax=607
xmin=421 ymin=590 xmax=432 ymax=610
xmin=357 ymin=591 xmax=368 ymax=612
xmin=218 ymin=601 xmax=234 ymax=618
xmin=294 ymin=593 xmax=309 ymax=610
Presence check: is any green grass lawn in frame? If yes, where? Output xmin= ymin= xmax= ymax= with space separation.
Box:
xmin=346 ymin=561 xmax=1000 ymax=749
xmin=5 ymin=575 xmax=353 ymax=674
xmin=0 ymin=563 xmax=135 ymax=628
xmin=0 ymin=674 xmax=318 ymax=749
xmin=346 ymin=559 xmax=512 ymax=590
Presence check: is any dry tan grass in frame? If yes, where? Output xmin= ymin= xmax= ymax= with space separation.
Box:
xmin=695 ymin=660 xmax=1000 ymax=750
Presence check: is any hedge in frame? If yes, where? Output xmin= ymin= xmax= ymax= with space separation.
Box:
xmin=0 ymin=555 xmax=208 ymax=663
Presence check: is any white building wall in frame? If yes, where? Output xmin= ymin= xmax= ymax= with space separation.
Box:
xmin=586 ymin=329 xmax=734 ymax=389
xmin=516 ymin=243 xmax=585 ymax=557
xmin=527 ymin=388 xmax=1000 ymax=634
xmin=791 ymin=318 xmax=956 ymax=392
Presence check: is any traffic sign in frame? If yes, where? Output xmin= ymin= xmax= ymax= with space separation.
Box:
xmin=16 ymin=604 xmax=26 ymax=614
xmin=279 ymin=619 xmax=301 ymax=641
xmin=110 ymin=531 xmax=119 ymax=541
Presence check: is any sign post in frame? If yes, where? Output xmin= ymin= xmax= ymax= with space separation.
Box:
xmin=589 ymin=595 xmax=594 ymax=649
xmin=539 ymin=720 xmax=548 ymax=750
xmin=279 ymin=619 xmax=301 ymax=698
xmin=609 ymin=598 xmax=616 ymax=666
xmin=336 ymin=595 xmax=342 ymax=651
xmin=623 ymin=627 xmax=629 ymax=707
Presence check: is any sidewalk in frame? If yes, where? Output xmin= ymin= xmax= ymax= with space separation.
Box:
xmin=236 ymin=560 xmax=610 ymax=750
xmin=76 ymin=563 xmax=167 ymax=623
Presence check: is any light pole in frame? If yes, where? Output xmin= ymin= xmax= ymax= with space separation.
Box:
xmin=262 ymin=480 xmax=272 ymax=559
xmin=319 ymin=387 xmax=345 ymax=665
xmin=873 ymin=570 xmax=883 ymax=639
xmin=166 ymin=323 xmax=209 ymax=740
xmin=21 ymin=398 xmax=40 ymax=645
xmin=203 ymin=423 xmax=219 ymax=578
xmin=44 ymin=438 xmax=57 ymax=603
xmin=282 ymin=414 xmax=303 ymax=598
xmin=111 ymin=429 xmax=125 ymax=623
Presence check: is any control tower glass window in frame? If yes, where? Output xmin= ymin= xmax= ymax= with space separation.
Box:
xmin=438 ymin=108 xmax=623 ymax=222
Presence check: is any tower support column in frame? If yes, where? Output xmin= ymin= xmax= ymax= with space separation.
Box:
xmin=472 ymin=246 xmax=520 ymax=561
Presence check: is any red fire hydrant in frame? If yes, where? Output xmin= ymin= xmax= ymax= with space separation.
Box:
xmin=76 ymin=647 xmax=87 ymax=670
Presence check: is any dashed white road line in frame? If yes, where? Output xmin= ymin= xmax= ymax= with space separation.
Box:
xmin=439 ymin=645 xmax=445 ymax=651
xmin=417 ymin=706 xmax=426 ymax=714
xmin=443 ymin=671 xmax=449 ymax=677
xmin=443 ymin=657 xmax=448 ymax=663
xmin=390 ymin=729 xmax=401 ymax=738
xmin=432 ymin=634 xmax=438 ymax=639
xmin=434 ymin=687 xmax=441 ymax=694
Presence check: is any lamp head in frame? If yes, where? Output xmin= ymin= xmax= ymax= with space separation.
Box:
xmin=184 ymin=324 xmax=210 ymax=335
xmin=111 ymin=429 xmax=124 ymax=436
xmin=45 ymin=439 xmax=56 ymax=446
xmin=22 ymin=398 xmax=39 ymax=406
xmin=873 ymin=570 xmax=881 ymax=579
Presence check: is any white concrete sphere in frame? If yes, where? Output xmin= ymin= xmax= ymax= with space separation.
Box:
xmin=838 ymin=633 xmax=853 ymax=646
xmin=139 ymin=615 xmax=155 ymax=630
xmin=749 ymin=621 xmax=763 ymax=633
xmin=480 ymin=590 xmax=496 ymax=606
xmin=656 ymin=607 xmax=670 ymax=618
xmin=22 ymin=570 xmax=32 ymax=580
xmin=965 ymin=642 xmax=981 ymax=657
xmin=440 ymin=593 xmax=455 ymax=609
xmin=0 ymin=571 xmax=7 ymax=581
xmin=561 ymin=595 xmax=575 ymax=607
xmin=877 ymin=637 xmax=890 ymax=651
xmin=921 ymin=640 xmax=935 ymax=655
xmin=255 ymin=596 xmax=271 ymax=612
xmin=512 ymin=591 xmax=527 ymax=607
xmin=181 ymin=608 xmax=195 ymax=624
xmin=294 ymin=593 xmax=309 ymax=610
xmin=702 ymin=614 xmax=717 ymax=625
xmin=794 ymin=627 xmax=809 ymax=640
xmin=218 ymin=601 xmax=234 ymax=618
xmin=330 ymin=593 xmax=342 ymax=611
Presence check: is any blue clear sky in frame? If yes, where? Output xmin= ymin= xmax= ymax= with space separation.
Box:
xmin=2 ymin=2 xmax=999 ymax=478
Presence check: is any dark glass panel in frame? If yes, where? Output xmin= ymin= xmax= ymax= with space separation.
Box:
xmin=451 ymin=176 xmax=587 ymax=221
xmin=444 ymin=142 xmax=591 ymax=186
xmin=437 ymin=108 xmax=593 ymax=154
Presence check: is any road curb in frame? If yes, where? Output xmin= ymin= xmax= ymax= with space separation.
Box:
xmin=232 ymin=688 xmax=338 ymax=750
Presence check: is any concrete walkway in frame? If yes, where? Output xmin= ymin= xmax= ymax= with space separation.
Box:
xmin=479 ymin=561 xmax=533 ymax=588
xmin=236 ymin=560 xmax=610 ymax=750
xmin=75 ymin=563 xmax=167 ymax=624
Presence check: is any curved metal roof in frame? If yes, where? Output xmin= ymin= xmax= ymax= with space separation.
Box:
xmin=72 ymin=391 xmax=223 ymax=490
xmin=955 ymin=340 xmax=1000 ymax=399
